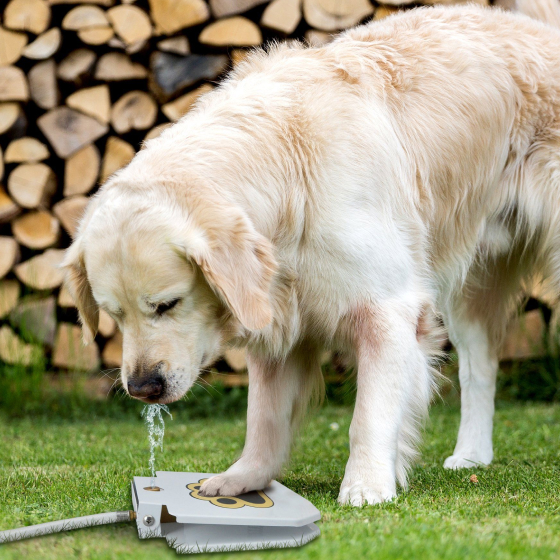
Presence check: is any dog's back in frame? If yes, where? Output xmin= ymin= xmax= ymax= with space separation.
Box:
xmin=327 ymin=7 xmax=560 ymax=284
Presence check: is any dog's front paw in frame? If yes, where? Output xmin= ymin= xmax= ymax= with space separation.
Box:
xmin=338 ymin=481 xmax=396 ymax=507
xmin=199 ymin=473 xmax=251 ymax=497
xmin=199 ymin=463 xmax=273 ymax=497
xmin=443 ymin=450 xmax=492 ymax=470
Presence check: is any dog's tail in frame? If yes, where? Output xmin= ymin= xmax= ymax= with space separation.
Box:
xmin=514 ymin=0 xmax=560 ymax=29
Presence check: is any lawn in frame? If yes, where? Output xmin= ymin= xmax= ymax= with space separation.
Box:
xmin=0 ymin=399 xmax=559 ymax=560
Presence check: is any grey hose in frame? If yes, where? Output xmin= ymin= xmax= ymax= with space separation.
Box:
xmin=0 ymin=511 xmax=136 ymax=544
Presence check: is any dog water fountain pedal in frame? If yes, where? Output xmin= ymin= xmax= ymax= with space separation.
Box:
xmin=0 ymin=471 xmax=321 ymax=553
xmin=0 ymin=405 xmax=321 ymax=552
xmin=132 ymin=471 xmax=321 ymax=553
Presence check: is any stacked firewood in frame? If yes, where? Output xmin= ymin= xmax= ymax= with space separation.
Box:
xmin=2 ymin=0 xmax=542 ymax=378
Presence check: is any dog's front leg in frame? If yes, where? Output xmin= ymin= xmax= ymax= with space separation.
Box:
xmin=338 ymin=302 xmax=431 ymax=506
xmin=200 ymin=349 xmax=320 ymax=497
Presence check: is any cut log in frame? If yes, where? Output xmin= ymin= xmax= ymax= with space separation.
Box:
xmin=57 ymin=48 xmax=96 ymax=83
xmin=8 ymin=163 xmax=56 ymax=208
xmin=0 ymin=27 xmax=28 ymax=66
xmin=12 ymin=210 xmax=60 ymax=249
xmin=5 ymin=137 xmax=49 ymax=163
xmin=64 ymin=144 xmax=100 ymax=196
xmin=162 ymin=83 xmax=212 ymax=121
xmin=0 ymin=103 xmax=24 ymax=135
xmin=381 ymin=0 xmax=486 ymax=2
xmin=374 ymin=6 xmax=399 ymax=19
xmin=53 ymin=323 xmax=100 ymax=371
xmin=261 ymin=0 xmax=302 ymax=34
xmin=52 ymin=195 xmax=89 ymax=237
xmin=494 ymin=0 xmax=516 ymax=10
xmin=224 ymin=347 xmax=247 ymax=371
xmin=28 ymin=58 xmax=59 ymax=109
xmin=100 ymin=136 xmax=135 ymax=182
xmin=62 ymin=5 xmax=109 ymax=30
xmin=108 ymin=36 xmax=127 ymax=50
xmin=0 ymin=325 xmax=41 ymax=367
xmin=49 ymin=0 xmax=114 ymax=5
xmin=302 ymin=0 xmax=374 ymax=31
xmin=231 ymin=49 xmax=249 ymax=66
xmin=305 ymin=29 xmax=331 ymax=46
xmin=102 ymin=331 xmax=122 ymax=367
xmin=149 ymin=51 xmax=228 ymax=102
xmin=148 ymin=0 xmax=210 ymax=35
xmin=95 ymin=52 xmax=148 ymax=80
xmin=199 ymin=17 xmax=262 ymax=47
xmin=125 ymin=39 xmax=147 ymax=55
xmin=57 ymin=283 xmax=75 ymax=307
xmin=10 ymin=295 xmax=57 ymax=346
xmin=15 ymin=248 xmax=66 ymax=290
xmin=209 ymin=0 xmax=268 ymax=18
xmin=144 ymin=123 xmax=172 ymax=141
xmin=0 ymin=280 xmax=21 ymax=319
xmin=500 ymin=310 xmax=546 ymax=361
xmin=37 ymin=107 xmax=109 ymax=158
xmin=0 ymin=187 xmax=21 ymax=223
xmin=22 ymin=27 xmax=61 ymax=59
xmin=78 ymin=26 xmax=114 ymax=45
xmin=98 ymin=309 xmax=117 ymax=338
xmin=0 ymin=236 xmax=20 ymax=279
xmin=61 ymin=4 xmax=114 ymax=44
xmin=4 ymin=0 xmax=51 ymax=35
xmin=0 ymin=66 xmax=29 ymax=101
xmin=111 ymin=91 xmax=157 ymax=133
xmin=420 ymin=0 xmax=489 ymax=4
xmin=107 ymin=5 xmax=152 ymax=45
xmin=157 ymin=36 xmax=190 ymax=56
xmin=66 ymin=84 xmax=111 ymax=124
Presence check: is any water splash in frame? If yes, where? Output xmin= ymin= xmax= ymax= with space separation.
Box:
xmin=141 ymin=404 xmax=172 ymax=488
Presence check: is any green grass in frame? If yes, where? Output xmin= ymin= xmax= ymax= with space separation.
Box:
xmin=0 ymin=400 xmax=559 ymax=560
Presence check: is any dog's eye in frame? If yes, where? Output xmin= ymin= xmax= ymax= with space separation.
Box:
xmin=155 ymin=298 xmax=181 ymax=315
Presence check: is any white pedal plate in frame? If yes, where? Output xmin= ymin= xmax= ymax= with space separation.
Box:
xmin=131 ymin=471 xmax=321 ymax=554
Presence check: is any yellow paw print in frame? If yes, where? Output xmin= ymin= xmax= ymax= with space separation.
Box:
xmin=187 ymin=479 xmax=274 ymax=509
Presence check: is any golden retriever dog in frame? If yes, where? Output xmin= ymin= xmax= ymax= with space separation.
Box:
xmin=64 ymin=2 xmax=560 ymax=505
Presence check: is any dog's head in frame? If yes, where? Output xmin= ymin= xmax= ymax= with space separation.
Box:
xmin=62 ymin=183 xmax=277 ymax=403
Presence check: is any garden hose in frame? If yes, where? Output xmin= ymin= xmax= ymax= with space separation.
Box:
xmin=0 ymin=511 xmax=136 ymax=544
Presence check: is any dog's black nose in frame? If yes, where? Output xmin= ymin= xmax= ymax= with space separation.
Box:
xmin=127 ymin=376 xmax=164 ymax=400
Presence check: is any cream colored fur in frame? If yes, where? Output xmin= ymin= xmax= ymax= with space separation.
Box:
xmin=64 ymin=3 xmax=560 ymax=505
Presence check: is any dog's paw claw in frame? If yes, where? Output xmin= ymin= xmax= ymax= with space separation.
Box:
xmin=338 ymin=482 xmax=396 ymax=507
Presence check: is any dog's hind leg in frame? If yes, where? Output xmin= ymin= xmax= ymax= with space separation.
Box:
xmin=443 ymin=313 xmax=499 ymax=469
xmin=443 ymin=243 xmax=526 ymax=469
xmin=199 ymin=346 xmax=323 ymax=497
xmin=443 ymin=136 xmax=560 ymax=469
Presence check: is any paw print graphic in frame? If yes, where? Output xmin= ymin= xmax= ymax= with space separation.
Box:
xmin=187 ymin=479 xmax=274 ymax=509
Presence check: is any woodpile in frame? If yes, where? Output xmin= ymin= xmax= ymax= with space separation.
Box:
xmin=0 ymin=0 xmax=546 ymax=381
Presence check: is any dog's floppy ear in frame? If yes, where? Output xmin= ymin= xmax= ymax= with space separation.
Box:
xmin=187 ymin=202 xmax=277 ymax=331
xmin=61 ymin=239 xmax=99 ymax=345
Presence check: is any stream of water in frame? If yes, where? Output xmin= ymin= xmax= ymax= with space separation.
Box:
xmin=141 ymin=404 xmax=172 ymax=488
